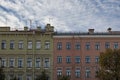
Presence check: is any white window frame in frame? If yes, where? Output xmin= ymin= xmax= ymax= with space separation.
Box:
xmin=35 ymin=58 xmax=41 ymax=68
xmin=1 ymin=40 xmax=6 ymax=49
xmin=18 ymin=40 xmax=23 ymax=49
xmin=28 ymin=41 xmax=32 ymax=49
xmin=85 ymin=69 xmax=91 ymax=78
xmin=1 ymin=58 xmax=6 ymax=67
xmin=75 ymin=56 xmax=80 ymax=63
xmin=18 ymin=58 xmax=23 ymax=68
xmin=10 ymin=40 xmax=15 ymax=49
xmin=75 ymin=69 xmax=80 ymax=78
xmin=36 ymin=41 xmax=41 ymax=49
xmin=57 ymin=69 xmax=62 ymax=76
xmin=9 ymin=58 xmax=15 ymax=68
xmin=18 ymin=74 xmax=23 ymax=80
xmin=27 ymin=58 xmax=32 ymax=68
xmin=45 ymin=41 xmax=50 ymax=49
xmin=66 ymin=69 xmax=71 ymax=76
xmin=44 ymin=58 xmax=50 ymax=68
xmin=27 ymin=75 xmax=32 ymax=80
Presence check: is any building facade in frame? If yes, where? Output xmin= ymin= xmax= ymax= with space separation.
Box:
xmin=0 ymin=24 xmax=120 ymax=80
xmin=0 ymin=24 xmax=54 ymax=80
xmin=53 ymin=29 xmax=120 ymax=80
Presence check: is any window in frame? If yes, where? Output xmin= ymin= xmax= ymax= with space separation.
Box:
xmin=57 ymin=42 xmax=62 ymax=50
xmin=95 ymin=42 xmax=100 ymax=50
xmin=45 ymin=41 xmax=50 ymax=49
xmin=27 ymin=75 xmax=32 ymax=80
xmin=10 ymin=40 xmax=14 ymax=49
xmin=114 ymin=42 xmax=118 ymax=49
xmin=75 ymin=68 xmax=80 ymax=78
xmin=18 ymin=74 xmax=22 ymax=80
xmin=57 ymin=68 xmax=62 ymax=76
xmin=95 ymin=56 xmax=99 ymax=63
xmin=28 ymin=41 xmax=32 ymax=49
xmin=27 ymin=58 xmax=32 ymax=68
xmin=86 ymin=42 xmax=90 ymax=50
xmin=75 ymin=42 xmax=80 ymax=50
xmin=66 ymin=56 xmax=71 ymax=63
xmin=75 ymin=56 xmax=80 ymax=63
xmin=35 ymin=58 xmax=40 ymax=68
xmin=66 ymin=68 xmax=71 ymax=76
xmin=36 ymin=41 xmax=41 ymax=49
xmin=85 ymin=56 xmax=90 ymax=63
xmin=44 ymin=58 xmax=50 ymax=68
xmin=105 ymin=42 xmax=110 ymax=49
xmin=18 ymin=58 xmax=23 ymax=68
xmin=1 ymin=40 xmax=6 ymax=49
xmin=66 ymin=42 xmax=71 ymax=50
xmin=9 ymin=58 xmax=15 ymax=68
xmin=9 ymin=74 xmax=14 ymax=80
xmin=18 ymin=40 xmax=23 ymax=49
xmin=1 ymin=58 xmax=6 ymax=67
xmin=85 ymin=68 xmax=91 ymax=78
xmin=57 ymin=56 xmax=62 ymax=63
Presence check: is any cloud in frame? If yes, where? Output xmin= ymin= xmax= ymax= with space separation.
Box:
xmin=0 ymin=0 xmax=120 ymax=32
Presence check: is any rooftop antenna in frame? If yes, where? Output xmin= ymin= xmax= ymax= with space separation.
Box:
xmin=35 ymin=20 xmax=38 ymax=27
xmin=6 ymin=18 xmax=8 ymax=26
xmin=48 ymin=17 xmax=53 ymax=24
xmin=29 ymin=19 xmax=32 ymax=29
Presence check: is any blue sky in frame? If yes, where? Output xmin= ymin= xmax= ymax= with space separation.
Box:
xmin=0 ymin=0 xmax=120 ymax=32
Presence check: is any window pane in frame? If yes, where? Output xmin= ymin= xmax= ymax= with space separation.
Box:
xmin=18 ymin=40 xmax=23 ymax=49
xmin=86 ymin=42 xmax=90 ymax=50
xmin=18 ymin=58 xmax=23 ymax=68
xmin=18 ymin=74 xmax=22 ymax=80
xmin=114 ymin=42 xmax=118 ymax=49
xmin=66 ymin=56 xmax=71 ymax=63
xmin=75 ymin=42 xmax=80 ymax=50
xmin=66 ymin=68 xmax=71 ymax=76
xmin=57 ymin=42 xmax=62 ymax=50
xmin=85 ymin=68 xmax=91 ymax=78
xmin=45 ymin=41 xmax=50 ymax=49
xmin=75 ymin=56 xmax=80 ymax=63
xmin=1 ymin=40 xmax=6 ymax=49
xmin=66 ymin=42 xmax=71 ymax=50
xmin=57 ymin=56 xmax=62 ymax=63
xmin=28 ymin=41 xmax=32 ymax=49
xmin=36 ymin=41 xmax=41 ymax=49
xmin=95 ymin=42 xmax=100 ymax=50
xmin=35 ymin=58 xmax=40 ymax=68
xmin=9 ymin=58 xmax=15 ymax=68
xmin=85 ymin=56 xmax=90 ymax=63
xmin=1 ymin=58 xmax=6 ymax=67
xmin=105 ymin=42 xmax=110 ymax=49
xmin=95 ymin=56 xmax=99 ymax=63
xmin=27 ymin=75 xmax=32 ymax=80
xmin=27 ymin=58 xmax=32 ymax=68
xmin=57 ymin=68 xmax=62 ymax=76
xmin=75 ymin=68 xmax=80 ymax=78
xmin=10 ymin=40 xmax=14 ymax=49
xmin=44 ymin=58 xmax=50 ymax=68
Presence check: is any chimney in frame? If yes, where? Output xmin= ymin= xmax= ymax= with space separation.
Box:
xmin=37 ymin=26 xmax=41 ymax=31
xmin=107 ymin=28 xmax=112 ymax=32
xmin=24 ymin=26 xmax=28 ymax=31
xmin=88 ymin=29 xmax=94 ymax=34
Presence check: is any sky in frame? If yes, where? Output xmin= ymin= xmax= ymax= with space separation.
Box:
xmin=0 ymin=0 xmax=120 ymax=32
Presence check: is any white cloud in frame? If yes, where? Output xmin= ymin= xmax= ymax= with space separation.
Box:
xmin=0 ymin=0 xmax=120 ymax=32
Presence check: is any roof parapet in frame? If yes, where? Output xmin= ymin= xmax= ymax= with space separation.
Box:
xmin=0 ymin=27 xmax=10 ymax=31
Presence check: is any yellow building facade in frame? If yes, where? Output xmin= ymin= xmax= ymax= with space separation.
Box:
xmin=0 ymin=24 xmax=54 ymax=80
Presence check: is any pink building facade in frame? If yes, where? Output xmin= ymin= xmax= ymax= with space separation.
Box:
xmin=53 ymin=29 xmax=120 ymax=80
